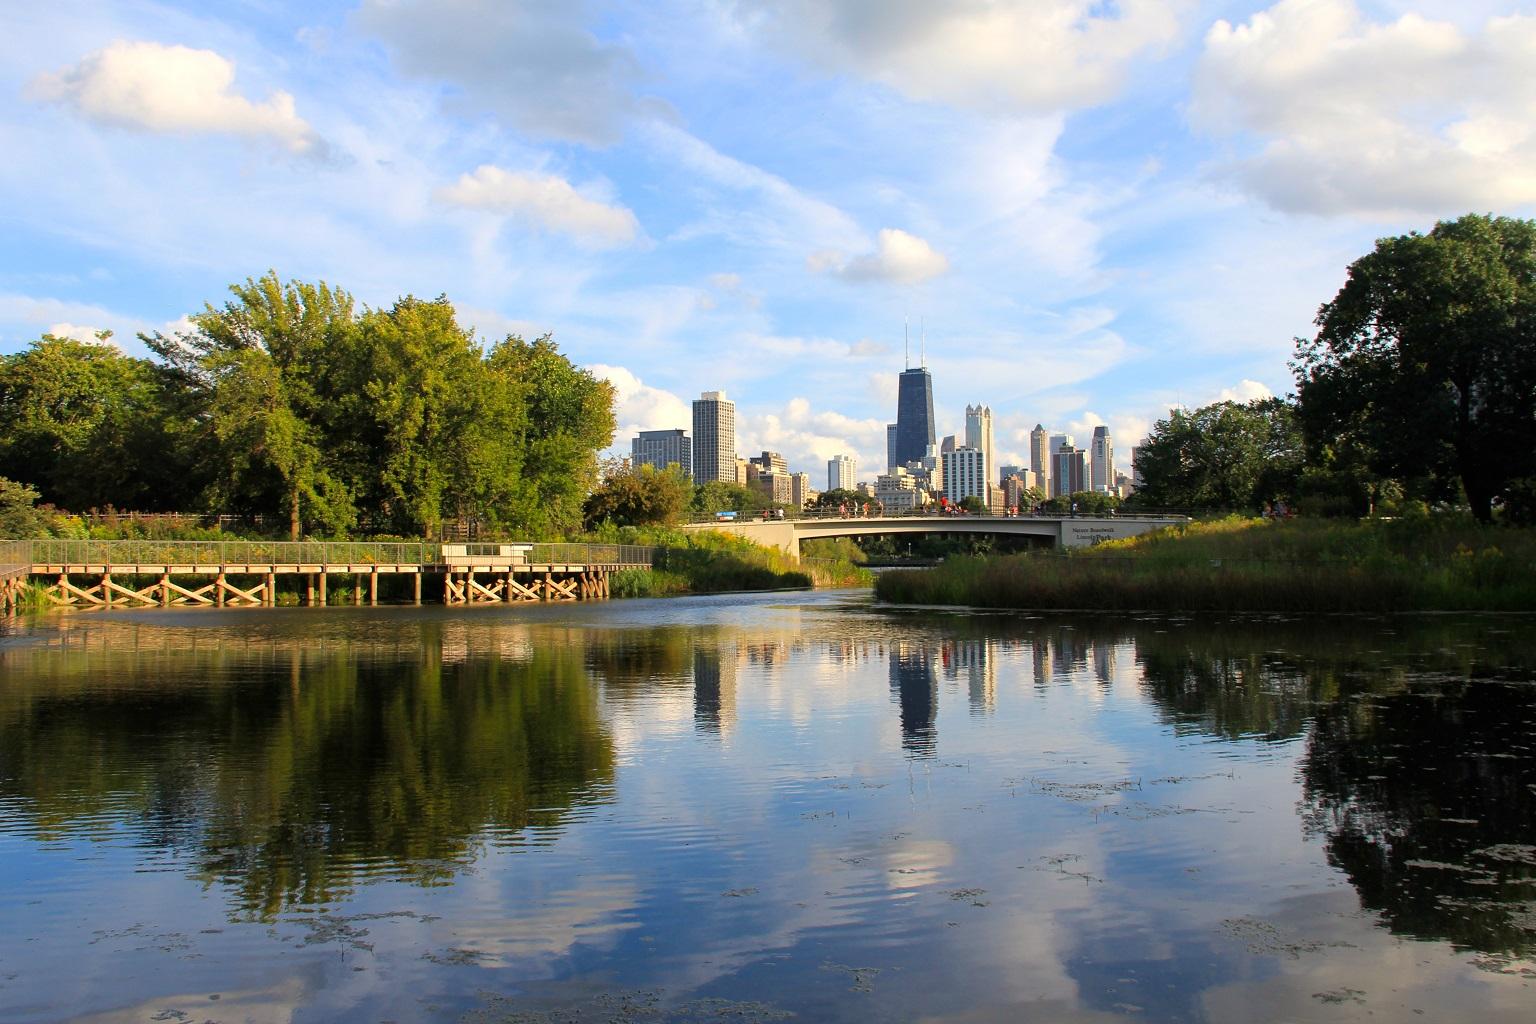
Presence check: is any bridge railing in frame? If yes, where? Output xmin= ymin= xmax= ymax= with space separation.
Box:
xmin=528 ymin=543 xmax=653 ymax=566
xmin=28 ymin=539 xmax=443 ymax=567
xmin=688 ymin=509 xmax=1192 ymax=524
xmin=0 ymin=540 xmax=30 ymax=582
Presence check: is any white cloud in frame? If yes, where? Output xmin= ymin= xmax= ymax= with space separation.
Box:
xmin=1193 ymin=0 xmax=1536 ymax=216
xmin=29 ymin=40 xmax=320 ymax=155
xmin=1214 ymin=378 xmax=1275 ymax=404
xmin=738 ymin=396 xmax=890 ymax=481
xmin=45 ymin=322 xmax=113 ymax=345
xmin=811 ymin=228 xmax=949 ymax=285
xmin=731 ymin=0 xmax=1189 ymax=113
xmin=354 ymin=0 xmax=651 ymax=146
xmin=588 ymin=364 xmax=693 ymax=445
xmin=437 ymin=165 xmax=640 ymax=249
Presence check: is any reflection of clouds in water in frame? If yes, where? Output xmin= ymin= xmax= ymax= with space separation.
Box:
xmin=72 ymin=976 xmax=310 ymax=1024
xmin=883 ymin=838 xmax=953 ymax=892
xmin=444 ymin=874 xmax=644 ymax=966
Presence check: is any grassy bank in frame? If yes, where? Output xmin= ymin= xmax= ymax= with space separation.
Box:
xmin=588 ymin=526 xmax=871 ymax=598
xmin=874 ymin=516 xmax=1536 ymax=612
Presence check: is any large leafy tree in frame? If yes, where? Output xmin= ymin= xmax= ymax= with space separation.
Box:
xmin=146 ymin=272 xmax=359 ymax=538
xmin=486 ymin=335 xmax=615 ymax=537
xmin=1294 ymin=214 xmax=1536 ymax=522
xmin=582 ymin=461 xmax=692 ymax=530
xmin=0 ymin=335 xmax=184 ymax=511
xmin=1131 ymin=398 xmax=1302 ymax=512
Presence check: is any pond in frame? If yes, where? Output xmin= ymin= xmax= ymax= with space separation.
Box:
xmin=1 ymin=591 xmax=1533 ymax=1022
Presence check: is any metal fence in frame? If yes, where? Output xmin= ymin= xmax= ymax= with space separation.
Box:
xmin=14 ymin=539 xmax=654 ymax=569
xmin=0 ymin=540 xmax=29 ymax=582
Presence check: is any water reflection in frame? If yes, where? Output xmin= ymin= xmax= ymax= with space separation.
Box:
xmin=889 ymin=642 xmax=938 ymax=756
xmin=0 ymin=620 xmax=616 ymax=919
xmin=2 ymin=602 xmax=1535 ymax=1023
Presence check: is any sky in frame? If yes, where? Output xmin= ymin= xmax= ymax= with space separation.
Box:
xmin=3 ymin=0 xmax=1534 ymax=483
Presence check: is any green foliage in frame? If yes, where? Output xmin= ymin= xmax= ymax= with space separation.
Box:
xmin=1295 ymin=214 xmax=1536 ymax=522
xmin=1042 ymin=490 xmax=1120 ymax=515
xmin=810 ymin=488 xmax=876 ymax=512
xmin=583 ymin=522 xmax=870 ymax=593
xmin=583 ymin=461 xmax=692 ymax=530
xmin=689 ymin=480 xmax=770 ymax=515
xmin=958 ymin=495 xmax=986 ymax=514
xmin=0 ymin=477 xmax=47 ymax=537
xmin=0 ymin=335 xmax=184 ymax=511
xmin=876 ymin=517 xmax=1536 ymax=612
xmin=1129 ymin=398 xmax=1302 ymax=512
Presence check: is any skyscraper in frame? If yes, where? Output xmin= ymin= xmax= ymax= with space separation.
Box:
xmin=691 ymin=391 xmax=736 ymax=484
xmin=1091 ymin=425 xmax=1115 ymax=493
xmin=828 ymin=454 xmax=856 ymax=492
xmin=1030 ymin=424 xmax=1050 ymax=494
xmin=632 ymin=429 xmax=691 ymax=474
xmin=964 ymin=404 xmax=994 ymax=489
xmin=1052 ymin=445 xmax=1087 ymax=498
xmin=886 ymin=423 xmax=898 ymax=472
xmin=894 ymin=366 xmax=936 ymax=468
xmin=942 ymin=446 xmax=986 ymax=503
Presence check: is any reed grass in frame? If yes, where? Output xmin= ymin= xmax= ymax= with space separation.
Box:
xmin=874 ymin=516 xmax=1536 ymax=612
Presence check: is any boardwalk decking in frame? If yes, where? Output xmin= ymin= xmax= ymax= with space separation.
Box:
xmin=1 ymin=540 xmax=652 ymax=611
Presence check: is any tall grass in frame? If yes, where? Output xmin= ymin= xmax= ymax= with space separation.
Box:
xmin=585 ymin=524 xmax=871 ymax=597
xmin=875 ymin=516 xmax=1536 ymax=612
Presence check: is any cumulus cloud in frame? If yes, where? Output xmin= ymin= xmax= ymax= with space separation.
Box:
xmin=1193 ymin=0 xmax=1536 ymax=216
xmin=46 ymin=322 xmax=114 ymax=345
xmin=811 ymin=228 xmax=949 ymax=285
xmin=438 ymin=165 xmax=640 ymax=248
xmin=1214 ymin=379 xmax=1275 ymax=404
xmin=29 ymin=40 xmax=321 ymax=155
xmin=355 ymin=0 xmax=650 ymax=146
xmin=730 ymin=0 xmax=1188 ymax=113
xmin=738 ymin=397 xmax=889 ymax=482
xmin=588 ymin=364 xmax=693 ymax=444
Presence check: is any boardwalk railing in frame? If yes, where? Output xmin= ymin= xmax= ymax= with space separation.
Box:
xmin=0 ymin=540 xmax=29 ymax=582
xmin=14 ymin=539 xmax=655 ymax=569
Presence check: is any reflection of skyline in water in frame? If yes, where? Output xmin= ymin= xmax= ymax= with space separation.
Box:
xmin=889 ymin=642 xmax=938 ymax=756
xmin=2 ymin=601 xmax=1535 ymax=1022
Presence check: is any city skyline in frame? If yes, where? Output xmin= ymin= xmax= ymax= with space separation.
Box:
xmin=3 ymin=2 xmax=1531 ymax=482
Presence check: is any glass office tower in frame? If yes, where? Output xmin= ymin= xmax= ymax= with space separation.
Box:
xmin=894 ymin=367 xmax=935 ymax=468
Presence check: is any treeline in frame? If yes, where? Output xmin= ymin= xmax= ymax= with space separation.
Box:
xmin=0 ymin=273 xmax=614 ymax=539
xmin=1130 ymin=214 xmax=1536 ymax=523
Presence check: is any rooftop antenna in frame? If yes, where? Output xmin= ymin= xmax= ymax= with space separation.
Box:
xmin=920 ymin=316 xmax=927 ymax=369
xmin=904 ymin=315 xmax=910 ymax=370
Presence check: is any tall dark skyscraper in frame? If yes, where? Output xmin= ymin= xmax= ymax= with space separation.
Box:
xmin=894 ymin=366 xmax=935 ymax=468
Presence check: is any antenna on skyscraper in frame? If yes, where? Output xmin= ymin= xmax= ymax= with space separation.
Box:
xmin=904 ymin=315 xmax=910 ymax=370
xmin=920 ymin=317 xmax=927 ymax=368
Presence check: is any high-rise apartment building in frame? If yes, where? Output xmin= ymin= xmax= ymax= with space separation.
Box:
xmin=1091 ymin=426 xmax=1115 ymax=493
xmin=753 ymin=451 xmax=788 ymax=475
xmin=942 ymin=446 xmax=987 ymax=503
xmin=1052 ymin=445 xmax=1087 ymax=499
xmin=1049 ymin=432 xmax=1073 ymax=458
xmin=964 ymin=405 xmax=994 ymax=488
xmin=791 ymin=472 xmax=813 ymax=508
xmin=1030 ymin=424 xmax=1050 ymax=494
xmin=827 ymin=454 xmax=857 ymax=492
xmin=691 ymin=391 xmax=736 ymax=484
xmin=894 ymin=367 xmax=936 ymax=468
xmin=886 ymin=423 xmax=898 ymax=472
xmin=631 ymin=429 xmax=691 ymax=474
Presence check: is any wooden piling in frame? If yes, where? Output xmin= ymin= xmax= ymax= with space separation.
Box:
xmin=413 ymin=573 xmax=422 ymax=605
xmin=369 ymin=570 xmax=378 ymax=606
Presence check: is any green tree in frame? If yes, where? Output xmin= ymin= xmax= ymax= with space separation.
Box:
xmin=486 ymin=335 xmax=616 ymax=537
xmin=583 ymin=461 xmax=692 ymax=530
xmin=690 ymin=480 xmax=771 ymax=515
xmin=0 ymin=335 xmax=182 ymax=511
xmin=809 ymin=488 xmax=876 ymax=513
xmin=146 ymin=272 xmax=359 ymax=538
xmin=0 ymin=477 xmax=47 ymax=536
xmin=1294 ymin=214 xmax=1536 ymax=522
xmin=1130 ymin=398 xmax=1302 ymax=512
xmin=1042 ymin=490 xmax=1120 ymax=515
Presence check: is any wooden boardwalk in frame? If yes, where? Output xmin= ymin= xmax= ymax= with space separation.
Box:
xmin=1 ymin=540 xmax=652 ymax=611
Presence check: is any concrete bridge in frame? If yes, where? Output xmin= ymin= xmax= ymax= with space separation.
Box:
xmin=682 ymin=513 xmax=1188 ymax=558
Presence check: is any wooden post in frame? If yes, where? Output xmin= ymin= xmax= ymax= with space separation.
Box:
xmin=268 ymin=572 xmax=277 ymax=606
xmin=543 ymin=572 xmax=553 ymax=600
xmin=369 ymin=570 xmax=378 ymax=606
xmin=307 ymin=575 xmax=316 ymax=606
xmin=216 ymin=572 xmax=226 ymax=607
xmin=504 ymin=569 xmax=513 ymax=603
xmin=413 ymin=573 xmax=422 ymax=606
xmin=318 ymin=572 xmax=327 ymax=606
xmin=161 ymin=574 xmax=171 ymax=607
xmin=102 ymin=573 xmax=113 ymax=608
xmin=354 ymin=574 xmax=363 ymax=605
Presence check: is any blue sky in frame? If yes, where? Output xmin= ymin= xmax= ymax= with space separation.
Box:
xmin=3 ymin=1 xmax=1533 ymax=481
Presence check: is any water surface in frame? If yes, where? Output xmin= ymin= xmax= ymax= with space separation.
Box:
xmin=1 ymin=592 xmax=1533 ymax=1022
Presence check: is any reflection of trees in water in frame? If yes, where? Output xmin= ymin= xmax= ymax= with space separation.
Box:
xmin=0 ymin=624 xmax=614 ymax=920
xmin=1301 ymin=680 xmax=1536 ymax=956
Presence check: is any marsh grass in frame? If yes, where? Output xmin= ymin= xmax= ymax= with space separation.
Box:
xmin=875 ymin=516 xmax=1536 ymax=612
